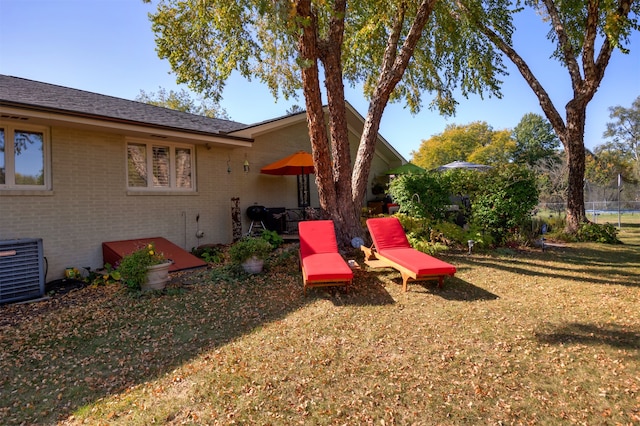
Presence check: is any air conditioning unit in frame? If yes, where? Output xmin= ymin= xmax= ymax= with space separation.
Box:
xmin=0 ymin=238 xmax=45 ymax=304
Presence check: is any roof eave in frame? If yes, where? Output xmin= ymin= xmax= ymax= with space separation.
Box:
xmin=0 ymin=102 xmax=253 ymax=147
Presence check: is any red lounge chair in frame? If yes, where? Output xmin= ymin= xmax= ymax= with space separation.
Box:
xmin=362 ymin=217 xmax=456 ymax=292
xmin=299 ymin=220 xmax=353 ymax=294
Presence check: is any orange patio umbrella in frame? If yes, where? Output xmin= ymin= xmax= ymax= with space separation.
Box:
xmin=261 ymin=151 xmax=315 ymax=208
xmin=260 ymin=151 xmax=315 ymax=175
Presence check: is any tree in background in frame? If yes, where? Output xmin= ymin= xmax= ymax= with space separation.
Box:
xmin=585 ymin=144 xmax=637 ymax=207
xmin=535 ymin=152 xmax=568 ymax=214
xmin=285 ymin=105 xmax=305 ymax=115
xmin=468 ymin=128 xmax=515 ymax=166
xmin=411 ymin=121 xmax=515 ymax=169
xmin=145 ymin=0 xmax=509 ymax=245
xmin=136 ymin=87 xmax=230 ymax=119
xmin=512 ymin=113 xmax=561 ymax=168
xmin=603 ymin=96 xmax=640 ymax=180
xmin=461 ymin=0 xmax=639 ymax=233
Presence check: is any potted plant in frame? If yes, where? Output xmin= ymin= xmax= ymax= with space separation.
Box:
xmin=229 ymin=236 xmax=273 ymax=274
xmin=116 ymin=242 xmax=171 ymax=291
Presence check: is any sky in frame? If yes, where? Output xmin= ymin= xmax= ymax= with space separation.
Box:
xmin=1 ymin=0 xmax=638 ymax=161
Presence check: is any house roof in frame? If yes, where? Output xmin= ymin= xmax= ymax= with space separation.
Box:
xmin=0 ymin=75 xmax=250 ymax=141
xmin=0 ymin=75 xmax=406 ymax=164
xmin=229 ymin=102 xmax=407 ymax=165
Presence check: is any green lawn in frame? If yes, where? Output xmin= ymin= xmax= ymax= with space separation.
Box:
xmin=1 ymin=223 xmax=638 ymax=425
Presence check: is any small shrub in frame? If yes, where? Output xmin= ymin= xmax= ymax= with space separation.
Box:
xmin=229 ymin=237 xmax=273 ymax=264
xmin=576 ymin=222 xmax=621 ymax=244
xmin=388 ymin=172 xmax=450 ymax=220
xmin=117 ymin=243 xmax=168 ymax=291
xmin=410 ymin=239 xmax=450 ymax=256
xmin=192 ymin=245 xmax=224 ymax=263
xmin=260 ymin=229 xmax=284 ymax=248
xmin=89 ymin=263 xmax=121 ymax=286
xmin=471 ymin=165 xmax=539 ymax=244
xmin=545 ymin=215 xmax=566 ymax=233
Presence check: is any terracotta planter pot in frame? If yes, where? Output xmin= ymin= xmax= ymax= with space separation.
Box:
xmin=142 ymin=262 xmax=171 ymax=291
xmin=241 ymin=256 xmax=264 ymax=274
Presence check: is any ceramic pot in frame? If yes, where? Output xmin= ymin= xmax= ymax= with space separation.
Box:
xmin=241 ymin=256 xmax=264 ymax=274
xmin=143 ymin=262 xmax=171 ymax=291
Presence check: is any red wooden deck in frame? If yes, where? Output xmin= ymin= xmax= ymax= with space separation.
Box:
xmin=102 ymin=237 xmax=206 ymax=272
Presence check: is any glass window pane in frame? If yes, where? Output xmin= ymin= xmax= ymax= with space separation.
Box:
xmin=127 ymin=144 xmax=147 ymax=187
xmin=175 ymin=147 xmax=192 ymax=188
xmin=152 ymin=146 xmax=170 ymax=187
xmin=14 ymin=130 xmax=44 ymax=185
xmin=0 ymin=128 xmax=5 ymax=185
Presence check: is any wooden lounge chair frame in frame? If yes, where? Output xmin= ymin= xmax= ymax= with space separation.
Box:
xmin=299 ymin=220 xmax=353 ymax=294
xmin=362 ymin=217 xmax=456 ymax=292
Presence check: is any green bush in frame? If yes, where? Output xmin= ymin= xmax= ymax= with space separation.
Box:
xmin=260 ymin=229 xmax=284 ymax=248
xmin=191 ymin=245 xmax=224 ymax=263
xmin=388 ymin=173 xmax=450 ymax=220
xmin=229 ymin=237 xmax=273 ymax=264
xmin=389 ymin=165 xmax=538 ymax=247
xmin=470 ymin=165 xmax=539 ymax=244
xmin=576 ymin=222 xmax=621 ymax=244
xmin=116 ymin=243 xmax=167 ymax=291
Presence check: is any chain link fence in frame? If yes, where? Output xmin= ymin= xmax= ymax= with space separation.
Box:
xmin=538 ymin=180 xmax=640 ymax=220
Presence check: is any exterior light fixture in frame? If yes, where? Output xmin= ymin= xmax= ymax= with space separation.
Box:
xmin=227 ymin=156 xmax=231 ymax=174
xmin=243 ymin=155 xmax=250 ymax=173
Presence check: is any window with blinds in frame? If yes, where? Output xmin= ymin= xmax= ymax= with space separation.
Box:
xmin=127 ymin=140 xmax=194 ymax=191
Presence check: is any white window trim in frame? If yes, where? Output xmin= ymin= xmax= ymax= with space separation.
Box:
xmin=0 ymin=122 xmax=51 ymax=191
xmin=126 ymin=138 xmax=196 ymax=192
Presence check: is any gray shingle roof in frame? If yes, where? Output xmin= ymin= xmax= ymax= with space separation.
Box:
xmin=0 ymin=75 xmax=249 ymax=136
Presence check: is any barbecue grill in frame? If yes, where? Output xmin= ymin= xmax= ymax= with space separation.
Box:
xmin=246 ymin=205 xmax=267 ymax=234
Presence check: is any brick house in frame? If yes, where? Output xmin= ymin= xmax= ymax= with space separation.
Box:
xmin=0 ymin=75 xmax=405 ymax=280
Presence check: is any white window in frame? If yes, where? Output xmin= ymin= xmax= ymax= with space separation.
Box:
xmin=0 ymin=123 xmax=50 ymax=190
xmin=127 ymin=140 xmax=194 ymax=191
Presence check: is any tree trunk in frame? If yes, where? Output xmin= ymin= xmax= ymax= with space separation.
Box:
xmin=295 ymin=0 xmax=339 ymax=228
xmin=352 ymin=0 xmax=436 ymax=242
xmin=563 ymin=103 xmax=588 ymax=232
xmin=295 ymin=0 xmax=436 ymax=247
xmin=317 ymin=0 xmax=361 ymax=246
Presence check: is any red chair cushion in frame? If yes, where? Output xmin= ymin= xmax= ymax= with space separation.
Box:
xmin=299 ymin=220 xmax=340 ymax=258
xmin=378 ymin=248 xmax=456 ymax=276
xmin=302 ymin=253 xmax=353 ymax=282
xmin=366 ymin=217 xmax=411 ymax=251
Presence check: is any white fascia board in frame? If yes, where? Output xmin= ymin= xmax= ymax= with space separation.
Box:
xmin=0 ymin=106 xmax=253 ymax=148
xmin=227 ymin=113 xmax=307 ymax=139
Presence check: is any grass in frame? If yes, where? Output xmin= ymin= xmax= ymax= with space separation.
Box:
xmin=1 ymin=224 xmax=638 ymax=425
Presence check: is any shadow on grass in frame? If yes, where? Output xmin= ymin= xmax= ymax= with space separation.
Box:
xmin=0 ymin=255 xmax=317 ymax=424
xmin=389 ymin=274 xmax=501 ymax=301
xmin=355 ymin=268 xmax=499 ymax=302
xmin=276 ymin=263 xmax=499 ymax=305
xmin=303 ymin=269 xmax=397 ymax=307
xmin=455 ymin=244 xmax=639 ymax=288
xmin=535 ymin=322 xmax=640 ymax=351
xmin=431 ymin=276 xmax=500 ymax=301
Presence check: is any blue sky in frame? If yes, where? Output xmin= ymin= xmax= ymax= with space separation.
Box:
xmin=1 ymin=0 xmax=638 ymax=160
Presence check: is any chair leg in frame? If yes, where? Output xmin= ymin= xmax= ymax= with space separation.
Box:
xmin=401 ymin=273 xmax=410 ymax=292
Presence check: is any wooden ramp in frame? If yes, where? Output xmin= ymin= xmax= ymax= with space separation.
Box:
xmin=102 ymin=237 xmax=206 ymax=272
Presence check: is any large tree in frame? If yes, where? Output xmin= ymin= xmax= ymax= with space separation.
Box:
xmin=512 ymin=113 xmax=560 ymax=168
xmin=136 ymin=87 xmax=230 ymax=119
xmin=603 ymin=95 xmax=640 ymax=180
xmin=459 ymin=0 xmax=639 ymax=232
xmin=145 ymin=0 xmax=508 ymax=245
xmin=411 ymin=121 xmax=516 ymax=169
